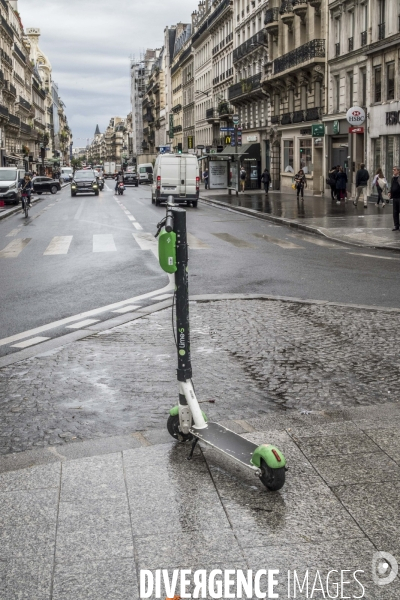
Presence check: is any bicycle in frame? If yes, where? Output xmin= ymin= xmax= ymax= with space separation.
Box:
xmin=21 ymin=192 xmax=30 ymax=218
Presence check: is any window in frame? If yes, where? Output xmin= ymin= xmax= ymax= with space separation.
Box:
xmin=386 ymin=136 xmax=394 ymax=178
xmin=348 ymin=72 xmax=354 ymax=107
xmin=283 ymin=140 xmax=294 ymax=172
xmin=299 ymin=139 xmax=312 ymax=174
xmin=375 ymin=67 xmax=382 ymax=102
xmin=387 ymin=63 xmax=395 ymax=100
xmin=300 ymin=86 xmax=307 ymax=110
xmin=335 ymin=76 xmax=340 ymax=112
xmin=374 ymin=138 xmax=381 ymax=174
xmin=360 ymin=69 xmax=367 ymax=106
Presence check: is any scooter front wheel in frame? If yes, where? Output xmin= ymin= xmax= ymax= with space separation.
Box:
xmin=259 ymin=459 xmax=285 ymax=491
xmin=167 ymin=414 xmax=193 ymax=443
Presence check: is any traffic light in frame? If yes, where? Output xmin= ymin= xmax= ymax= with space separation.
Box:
xmin=177 ymin=143 xmax=182 ymax=154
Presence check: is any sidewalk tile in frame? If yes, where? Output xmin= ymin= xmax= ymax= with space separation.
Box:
xmin=52 ymin=558 xmax=138 ymax=600
xmin=60 ymin=454 xmax=125 ymax=501
xmin=0 ymin=462 xmax=60 ymax=492
xmin=0 ymin=489 xmax=58 ymax=527
xmin=293 ymin=432 xmax=380 ymax=458
xmin=311 ymin=451 xmax=400 ymax=486
xmin=1 ymin=557 xmax=53 ymax=600
xmin=363 ymin=427 xmax=400 ymax=463
xmin=0 ymin=522 xmax=56 ymax=559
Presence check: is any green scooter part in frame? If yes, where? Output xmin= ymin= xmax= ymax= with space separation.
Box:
xmin=251 ymin=444 xmax=287 ymax=470
xmin=158 ymin=229 xmax=177 ymax=274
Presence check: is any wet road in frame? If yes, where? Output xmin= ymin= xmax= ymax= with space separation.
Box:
xmin=0 ymin=181 xmax=400 ymax=357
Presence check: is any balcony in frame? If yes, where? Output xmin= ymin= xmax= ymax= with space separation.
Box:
xmin=348 ymin=37 xmax=354 ymax=52
xmin=206 ymin=107 xmax=218 ymax=122
xmin=273 ymin=39 xmax=325 ymax=75
xmin=17 ymin=96 xmax=32 ymax=113
xmin=361 ymin=30 xmax=367 ymax=46
xmin=228 ymin=73 xmax=263 ymax=103
xmin=20 ymin=122 xmax=32 ymax=135
xmin=293 ymin=0 xmax=308 ymax=23
xmin=280 ymin=2 xmax=294 ymax=30
xmin=218 ymin=101 xmax=234 ymax=119
xmin=13 ymin=44 xmax=26 ymax=64
xmin=0 ymin=104 xmax=9 ymax=119
xmin=8 ymin=114 xmax=20 ymax=128
xmin=293 ymin=110 xmax=305 ymax=123
xmin=378 ymin=22 xmax=385 ymax=40
xmin=305 ymin=107 xmax=322 ymax=121
xmin=233 ymin=31 xmax=267 ymax=64
xmin=1 ymin=49 xmax=12 ymax=69
xmin=1 ymin=17 xmax=14 ymax=41
xmin=172 ymin=103 xmax=182 ymax=113
xmin=335 ymin=43 xmax=340 ymax=57
xmin=3 ymin=80 xmax=16 ymax=98
xmin=172 ymin=125 xmax=182 ymax=133
xmin=271 ymin=115 xmax=280 ymax=124
xmin=265 ymin=8 xmax=279 ymax=37
xmin=281 ymin=112 xmax=292 ymax=125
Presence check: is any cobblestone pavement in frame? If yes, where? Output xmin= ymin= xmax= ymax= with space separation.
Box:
xmin=0 ymin=299 xmax=399 ymax=455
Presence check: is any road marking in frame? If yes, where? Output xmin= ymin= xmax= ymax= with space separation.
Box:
xmin=112 ymin=305 xmax=141 ymax=314
xmin=287 ymin=232 xmax=344 ymax=248
xmin=133 ymin=222 xmax=143 ymax=230
xmin=66 ymin=319 xmax=100 ymax=329
xmin=347 ymin=252 xmax=400 ymax=261
xmin=74 ymin=200 xmax=86 ymax=220
xmin=132 ymin=232 xmax=158 ymax=257
xmin=152 ymin=294 xmax=173 ymax=300
xmin=6 ymin=227 xmax=22 ymax=237
xmin=44 ymin=236 xmax=73 ymax=255
xmin=0 ymin=238 xmax=31 ymax=258
xmin=212 ymin=233 xmax=255 ymax=248
xmin=11 ymin=336 xmax=50 ymax=348
xmin=127 ymin=215 xmax=136 ymax=221
xmin=93 ymin=234 xmax=117 ymax=252
xmin=252 ymin=233 xmax=303 ymax=249
xmin=187 ymin=233 xmax=210 ymax=249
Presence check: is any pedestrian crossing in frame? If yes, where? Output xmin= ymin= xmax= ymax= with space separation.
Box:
xmin=0 ymin=228 xmax=348 ymax=258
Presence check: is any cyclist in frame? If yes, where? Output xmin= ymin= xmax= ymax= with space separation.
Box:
xmin=19 ymin=174 xmax=33 ymax=207
xmin=115 ymin=170 xmax=124 ymax=192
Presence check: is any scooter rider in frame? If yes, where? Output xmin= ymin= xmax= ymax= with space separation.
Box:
xmin=115 ymin=170 xmax=124 ymax=192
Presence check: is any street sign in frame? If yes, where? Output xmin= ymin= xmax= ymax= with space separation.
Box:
xmin=220 ymin=127 xmax=235 ymax=132
xmin=349 ymin=126 xmax=364 ymax=133
xmin=232 ymin=114 xmax=239 ymax=125
xmin=333 ymin=120 xmax=340 ymax=134
xmin=197 ymin=144 xmax=205 ymax=150
xmin=346 ymin=106 xmax=365 ymax=126
xmin=312 ymin=124 xmax=325 ymax=137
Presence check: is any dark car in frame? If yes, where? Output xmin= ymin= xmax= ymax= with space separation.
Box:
xmin=123 ymin=171 xmax=139 ymax=187
xmin=32 ymin=176 xmax=61 ymax=195
xmin=71 ymin=170 xmax=99 ymax=196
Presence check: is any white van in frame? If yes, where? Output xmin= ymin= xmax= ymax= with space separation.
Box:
xmin=60 ymin=167 xmax=73 ymax=182
xmin=151 ymin=154 xmax=199 ymax=207
xmin=0 ymin=167 xmax=25 ymax=205
xmin=139 ymin=163 xmax=153 ymax=184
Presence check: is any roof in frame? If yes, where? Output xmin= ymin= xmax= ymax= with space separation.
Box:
xmin=95 ymin=124 xmax=101 ymax=135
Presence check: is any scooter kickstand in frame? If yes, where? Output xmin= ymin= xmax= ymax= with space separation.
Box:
xmin=187 ymin=437 xmax=199 ymax=461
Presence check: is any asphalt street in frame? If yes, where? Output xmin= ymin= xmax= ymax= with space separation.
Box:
xmin=0 ymin=181 xmax=399 ymax=358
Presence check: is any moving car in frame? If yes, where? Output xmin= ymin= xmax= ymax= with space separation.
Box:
xmin=32 ymin=176 xmax=61 ymax=195
xmin=60 ymin=167 xmax=73 ymax=182
xmin=151 ymin=153 xmax=199 ymax=207
xmin=0 ymin=167 xmax=25 ymax=205
xmin=71 ymin=170 xmax=99 ymax=196
xmin=138 ymin=163 xmax=153 ymax=184
xmin=123 ymin=170 xmax=138 ymax=186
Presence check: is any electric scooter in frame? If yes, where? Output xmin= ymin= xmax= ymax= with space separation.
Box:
xmin=155 ymin=199 xmax=287 ymax=491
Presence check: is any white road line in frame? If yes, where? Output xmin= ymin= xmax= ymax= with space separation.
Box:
xmin=112 ymin=305 xmax=141 ymax=314
xmin=66 ymin=319 xmax=100 ymax=329
xmin=132 ymin=232 xmax=158 ymax=257
xmin=0 ymin=238 xmax=31 ymax=258
xmin=253 ymin=233 xmax=303 ymax=249
xmin=133 ymin=222 xmax=143 ymax=230
xmin=11 ymin=336 xmax=50 ymax=349
xmin=105 ymin=183 xmax=112 ymax=191
xmin=74 ymin=200 xmax=86 ymax=220
xmin=187 ymin=233 xmax=210 ymax=249
xmin=44 ymin=236 xmax=73 ymax=255
xmin=93 ymin=234 xmax=117 ymax=252
xmin=152 ymin=294 xmax=173 ymax=300
xmin=6 ymin=227 xmax=22 ymax=237
xmin=347 ymin=252 xmax=400 ymax=261
xmin=127 ymin=215 xmax=136 ymax=221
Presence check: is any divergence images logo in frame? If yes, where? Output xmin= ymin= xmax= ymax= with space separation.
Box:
xmin=352 ymin=111 xmax=360 ymax=117
xmin=372 ymin=552 xmax=398 ymax=586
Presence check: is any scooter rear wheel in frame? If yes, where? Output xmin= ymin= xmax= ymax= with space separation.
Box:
xmin=259 ymin=459 xmax=285 ymax=491
xmin=167 ymin=414 xmax=193 ymax=443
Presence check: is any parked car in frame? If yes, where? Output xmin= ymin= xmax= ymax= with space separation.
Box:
xmin=138 ymin=163 xmax=153 ymax=184
xmin=71 ymin=170 xmax=99 ymax=196
xmin=151 ymin=153 xmax=199 ymax=207
xmin=0 ymin=167 xmax=25 ymax=205
xmin=123 ymin=171 xmax=138 ymax=186
xmin=32 ymin=176 xmax=61 ymax=195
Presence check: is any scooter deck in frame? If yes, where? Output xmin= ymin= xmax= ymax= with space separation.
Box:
xmin=190 ymin=421 xmax=257 ymax=469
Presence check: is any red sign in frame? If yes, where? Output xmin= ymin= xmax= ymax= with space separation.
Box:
xmin=349 ymin=126 xmax=364 ymax=133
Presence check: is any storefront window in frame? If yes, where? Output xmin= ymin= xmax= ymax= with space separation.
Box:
xmin=387 ymin=63 xmax=395 ymax=100
xmin=299 ymin=139 xmax=312 ymax=174
xmin=374 ymin=67 xmax=382 ymax=102
xmin=386 ymin=136 xmax=394 ymax=180
xmin=374 ymin=138 xmax=381 ymax=174
xmin=283 ymin=140 xmax=294 ymax=172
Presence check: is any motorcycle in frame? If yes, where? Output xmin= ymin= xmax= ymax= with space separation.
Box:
xmin=117 ymin=182 xmax=125 ymax=196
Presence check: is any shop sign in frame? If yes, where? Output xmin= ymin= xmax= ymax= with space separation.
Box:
xmin=232 ymin=114 xmax=239 ymax=124
xmin=314 ymin=137 xmax=323 ymax=147
xmin=187 ymin=136 xmax=194 ymax=150
xmin=247 ymin=135 xmax=258 ymax=142
xmin=333 ymin=120 xmax=340 ymax=134
xmin=349 ymin=126 xmax=364 ymax=133
xmin=386 ymin=111 xmax=400 ymax=126
xmin=346 ymin=106 xmax=365 ymax=126
xmin=312 ymin=124 xmax=325 ymax=137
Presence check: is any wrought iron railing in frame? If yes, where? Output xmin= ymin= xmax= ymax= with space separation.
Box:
xmin=281 ymin=112 xmax=292 ymax=125
xmin=1 ymin=17 xmax=14 ymax=40
xmin=173 ymin=125 xmax=182 ymax=133
xmin=172 ymin=103 xmax=182 ymax=113
xmin=206 ymin=108 xmax=216 ymax=119
xmin=0 ymin=104 xmax=9 ymax=118
xmin=305 ymin=107 xmax=321 ymax=121
xmin=18 ymin=96 xmax=32 ymax=111
xmin=265 ymin=7 xmax=279 ymax=25
xmin=228 ymin=73 xmax=262 ymax=100
xmin=273 ymin=39 xmax=325 ymax=74
xmin=20 ymin=122 xmax=32 ymax=135
xmin=348 ymin=37 xmax=354 ymax=51
xmin=271 ymin=115 xmax=279 ymax=124
xmin=0 ymin=0 xmax=8 ymax=12
xmin=293 ymin=110 xmax=305 ymax=123
xmin=361 ymin=31 xmax=367 ymax=45
xmin=293 ymin=0 xmax=308 ymax=5
xmin=9 ymin=114 xmax=20 ymax=127
xmin=279 ymin=1 xmax=294 ymax=14
xmin=378 ymin=22 xmax=385 ymax=40
xmin=1 ymin=49 xmax=12 ymax=67
xmin=233 ymin=31 xmax=267 ymax=63
xmin=14 ymin=44 xmax=26 ymax=63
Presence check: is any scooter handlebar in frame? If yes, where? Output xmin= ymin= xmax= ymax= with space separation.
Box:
xmin=165 ymin=215 xmax=174 ymax=232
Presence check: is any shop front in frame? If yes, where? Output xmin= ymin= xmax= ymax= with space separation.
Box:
xmin=280 ymin=124 xmax=324 ymax=195
xmin=368 ymin=103 xmax=400 ymax=188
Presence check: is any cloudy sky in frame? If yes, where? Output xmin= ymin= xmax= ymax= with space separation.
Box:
xmin=18 ymin=0 xmax=198 ymax=147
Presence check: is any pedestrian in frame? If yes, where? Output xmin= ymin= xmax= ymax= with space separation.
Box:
xmin=294 ymin=169 xmax=307 ymax=199
xmin=328 ymin=165 xmax=338 ymax=200
xmin=335 ymin=166 xmax=348 ymax=202
xmin=261 ymin=168 xmax=271 ymax=196
xmin=353 ymin=163 xmax=369 ymax=208
xmin=240 ymin=166 xmax=247 ymax=192
xmin=388 ymin=166 xmax=400 ymax=231
xmin=203 ymin=168 xmax=209 ymax=190
xmin=372 ymin=168 xmax=388 ymax=207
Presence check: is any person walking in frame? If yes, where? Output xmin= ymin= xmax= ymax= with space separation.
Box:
xmin=353 ymin=163 xmax=369 ymax=208
xmin=335 ymin=166 xmax=348 ymax=202
xmin=203 ymin=168 xmax=209 ymax=190
xmin=240 ymin=166 xmax=247 ymax=192
xmin=372 ymin=168 xmax=388 ymax=207
xmin=328 ymin=166 xmax=338 ymax=200
xmin=294 ymin=169 xmax=307 ymax=199
xmin=388 ymin=166 xmax=400 ymax=231
xmin=261 ymin=168 xmax=271 ymax=196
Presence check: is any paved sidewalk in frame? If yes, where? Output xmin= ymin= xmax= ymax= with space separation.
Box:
xmin=200 ymin=187 xmax=400 ymax=252
xmin=0 ymin=298 xmax=399 ymax=598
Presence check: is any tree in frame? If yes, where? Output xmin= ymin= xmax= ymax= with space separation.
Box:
xmin=71 ymin=157 xmax=82 ymax=171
